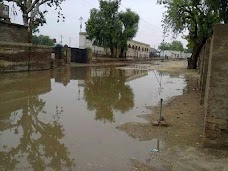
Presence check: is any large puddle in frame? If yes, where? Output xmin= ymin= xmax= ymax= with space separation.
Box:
xmin=0 ymin=67 xmax=186 ymax=170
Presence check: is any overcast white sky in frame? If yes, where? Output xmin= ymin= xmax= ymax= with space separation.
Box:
xmin=6 ymin=0 xmax=187 ymax=48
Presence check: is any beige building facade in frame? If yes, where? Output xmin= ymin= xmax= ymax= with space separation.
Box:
xmin=79 ymin=32 xmax=150 ymax=58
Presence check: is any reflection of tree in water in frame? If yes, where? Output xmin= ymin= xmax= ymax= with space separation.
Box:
xmin=0 ymin=96 xmax=75 ymax=171
xmin=84 ymin=69 xmax=134 ymax=123
xmin=157 ymin=70 xmax=181 ymax=78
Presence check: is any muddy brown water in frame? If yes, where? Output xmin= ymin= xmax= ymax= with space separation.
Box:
xmin=0 ymin=67 xmax=186 ymax=171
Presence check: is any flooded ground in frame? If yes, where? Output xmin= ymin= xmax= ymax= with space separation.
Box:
xmin=0 ymin=67 xmax=187 ymax=170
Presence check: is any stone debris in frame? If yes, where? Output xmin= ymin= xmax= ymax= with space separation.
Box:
xmin=152 ymin=117 xmax=168 ymax=127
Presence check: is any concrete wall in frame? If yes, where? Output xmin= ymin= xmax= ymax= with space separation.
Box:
xmin=0 ymin=21 xmax=28 ymax=43
xmin=160 ymin=50 xmax=191 ymax=59
xmin=200 ymin=24 xmax=228 ymax=148
xmin=0 ymin=42 xmax=52 ymax=72
xmin=199 ymin=38 xmax=211 ymax=104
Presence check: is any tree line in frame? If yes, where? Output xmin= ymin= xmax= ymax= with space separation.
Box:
xmin=1 ymin=0 xmax=226 ymax=68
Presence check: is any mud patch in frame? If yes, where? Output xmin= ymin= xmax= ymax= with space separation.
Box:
xmin=117 ymin=71 xmax=228 ymax=170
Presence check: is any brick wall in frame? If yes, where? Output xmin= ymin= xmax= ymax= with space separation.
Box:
xmin=0 ymin=21 xmax=28 ymax=43
xmin=199 ymin=24 xmax=228 ymax=148
xmin=0 ymin=42 xmax=52 ymax=72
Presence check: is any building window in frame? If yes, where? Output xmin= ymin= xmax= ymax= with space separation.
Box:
xmin=135 ymin=46 xmax=138 ymax=50
xmin=128 ymin=44 xmax=131 ymax=48
xmin=132 ymin=45 xmax=134 ymax=49
xmin=138 ymin=47 xmax=140 ymax=51
xmin=142 ymin=48 xmax=144 ymax=51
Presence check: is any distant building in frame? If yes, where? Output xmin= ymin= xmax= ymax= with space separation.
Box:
xmin=160 ymin=50 xmax=191 ymax=59
xmin=79 ymin=32 xmax=150 ymax=59
xmin=149 ymin=48 xmax=160 ymax=58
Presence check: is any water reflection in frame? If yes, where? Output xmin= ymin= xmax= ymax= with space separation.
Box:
xmin=0 ymin=72 xmax=75 ymax=170
xmin=52 ymin=67 xmax=148 ymax=123
xmin=0 ymin=67 xmax=187 ymax=171
xmin=84 ymin=69 xmax=135 ymax=123
xmin=157 ymin=70 xmax=182 ymax=78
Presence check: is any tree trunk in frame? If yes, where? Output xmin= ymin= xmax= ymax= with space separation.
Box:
xmin=115 ymin=47 xmax=118 ymax=58
xmin=119 ymin=48 xmax=126 ymax=58
xmin=28 ymin=27 xmax=32 ymax=43
xmin=110 ymin=48 xmax=114 ymax=58
xmin=23 ymin=13 xmax=29 ymax=26
xmin=22 ymin=12 xmax=31 ymax=43
xmin=187 ymin=39 xmax=206 ymax=69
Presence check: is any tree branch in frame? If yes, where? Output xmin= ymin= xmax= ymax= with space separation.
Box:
xmin=27 ymin=0 xmax=39 ymax=13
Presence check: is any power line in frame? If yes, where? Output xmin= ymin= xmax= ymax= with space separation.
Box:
xmin=141 ymin=18 xmax=162 ymax=31
xmin=79 ymin=0 xmax=93 ymax=8
xmin=78 ymin=0 xmax=163 ymax=43
xmin=139 ymin=21 xmax=162 ymax=34
xmin=120 ymin=3 xmax=162 ymax=32
xmin=78 ymin=1 xmax=163 ymax=34
xmin=83 ymin=0 xmax=97 ymax=8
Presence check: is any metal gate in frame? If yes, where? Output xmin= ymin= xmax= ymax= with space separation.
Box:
xmin=71 ymin=48 xmax=87 ymax=63
xmin=55 ymin=47 xmax=62 ymax=59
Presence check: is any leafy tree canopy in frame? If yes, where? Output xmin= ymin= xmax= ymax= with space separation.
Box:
xmin=118 ymin=8 xmax=139 ymax=57
xmin=158 ymin=40 xmax=184 ymax=51
xmin=158 ymin=0 xmax=220 ymax=69
xmin=86 ymin=0 xmax=139 ymax=58
xmin=206 ymin=0 xmax=228 ymax=23
xmin=32 ymin=35 xmax=55 ymax=46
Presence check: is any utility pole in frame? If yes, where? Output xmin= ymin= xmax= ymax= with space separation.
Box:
xmin=69 ymin=37 xmax=71 ymax=47
xmin=60 ymin=35 xmax=63 ymax=45
xmin=79 ymin=17 xmax=83 ymax=32
xmin=161 ymin=33 xmax=166 ymax=59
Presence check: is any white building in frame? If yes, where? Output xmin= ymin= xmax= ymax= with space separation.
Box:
xmin=160 ymin=50 xmax=192 ymax=59
xmin=79 ymin=32 xmax=150 ymax=59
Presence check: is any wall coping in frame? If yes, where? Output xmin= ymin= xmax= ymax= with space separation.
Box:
xmin=0 ymin=20 xmax=28 ymax=28
xmin=0 ymin=41 xmax=53 ymax=49
xmin=129 ymin=40 xmax=150 ymax=47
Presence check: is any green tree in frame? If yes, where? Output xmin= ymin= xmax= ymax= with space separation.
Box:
xmin=32 ymin=35 xmax=55 ymax=46
xmin=158 ymin=42 xmax=171 ymax=50
xmin=206 ymin=0 xmax=228 ymax=23
xmin=184 ymin=48 xmax=192 ymax=53
xmin=86 ymin=0 xmax=122 ymax=58
xmin=158 ymin=0 xmax=220 ymax=69
xmin=3 ymin=0 xmax=65 ymax=42
xmin=86 ymin=0 xmax=139 ymax=58
xmin=169 ymin=40 xmax=184 ymax=51
xmin=118 ymin=9 xmax=139 ymax=58
xmin=158 ymin=40 xmax=184 ymax=51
